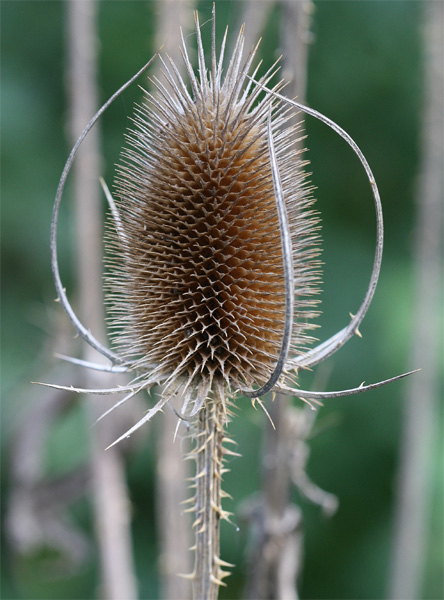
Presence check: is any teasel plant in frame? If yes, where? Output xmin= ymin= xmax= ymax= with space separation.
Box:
xmin=39 ymin=6 xmax=417 ymax=599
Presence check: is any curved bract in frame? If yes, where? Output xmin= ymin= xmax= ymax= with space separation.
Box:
xmin=50 ymin=55 xmax=158 ymax=367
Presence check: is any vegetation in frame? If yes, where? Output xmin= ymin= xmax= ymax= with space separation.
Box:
xmin=2 ymin=1 xmax=442 ymax=599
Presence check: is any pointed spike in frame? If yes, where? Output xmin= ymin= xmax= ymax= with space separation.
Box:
xmin=181 ymin=496 xmax=196 ymax=505
xmin=183 ymin=505 xmax=197 ymax=514
xmin=213 ymin=556 xmax=235 ymax=568
xmin=210 ymin=574 xmax=227 ymax=587
xmin=222 ymin=437 xmax=238 ymax=446
xmin=105 ymin=393 xmax=169 ymax=449
xmin=220 ymin=490 xmax=233 ymax=500
xmin=217 ymin=569 xmax=232 ymax=580
xmin=222 ymin=448 xmax=241 ymax=457
xmin=256 ymin=398 xmax=276 ymax=429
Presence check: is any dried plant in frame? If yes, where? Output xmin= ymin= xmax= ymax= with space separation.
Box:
xmin=40 ymin=7 xmax=416 ymax=599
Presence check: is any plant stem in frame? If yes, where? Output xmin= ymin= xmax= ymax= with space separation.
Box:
xmin=67 ymin=2 xmax=137 ymax=597
xmin=389 ymin=2 xmax=443 ymax=598
xmin=190 ymin=398 xmax=231 ymax=600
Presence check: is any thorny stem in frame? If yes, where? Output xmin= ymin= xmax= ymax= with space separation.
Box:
xmin=188 ymin=398 xmax=233 ymax=600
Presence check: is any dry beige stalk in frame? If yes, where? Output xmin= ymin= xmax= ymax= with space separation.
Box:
xmin=183 ymin=397 xmax=235 ymax=598
xmin=67 ymin=2 xmax=137 ymax=598
xmin=389 ymin=2 xmax=444 ymax=597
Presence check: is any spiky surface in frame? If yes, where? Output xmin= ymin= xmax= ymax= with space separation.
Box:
xmin=106 ymin=24 xmax=320 ymax=411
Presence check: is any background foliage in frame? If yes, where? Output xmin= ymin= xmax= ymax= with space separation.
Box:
xmin=1 ymin=1 xmax=442 ymax=599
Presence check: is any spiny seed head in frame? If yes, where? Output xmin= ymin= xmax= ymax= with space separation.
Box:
xmin=105 ymin=19 xmax=320 ymax=413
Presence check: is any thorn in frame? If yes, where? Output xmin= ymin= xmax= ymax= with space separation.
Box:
xmin=195 ymin=468 xmax=206 ymax=479
xmin=257 ymin=398 xmax=275 ymax=429
xmin=222 ymin=437 xmax=238 ymax=446
xmin=184 ymin=453 xmax=197 ymax=461
xmin=213 ymin=556 xmax=235 ymax=568
xmin=105 ymin=436 xmax=126 ymax=451
xmin=217 ymin=569 xmax=232 ymax=580
xmin=349 ymin=312 xmax=363 ymax=338
xmin=173 ymin=419 xmax=181 ymax=442
xmin=181 ymin=496 xmax=196 ymax=505
xmin=222 ymin=448 xmax=241 ymax=457
xmin=219 ymin=511 xmax=234 ymax=522
xmin=210 ymin=574 xmax=227 ymax=587
xmin=183 ymin=505 xmax=197 ymax=514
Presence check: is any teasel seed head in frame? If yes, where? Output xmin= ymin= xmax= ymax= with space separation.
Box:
xmin=105 ymin=19 xmax=320 ymax=416
xmin=43 ymin=7 xmax=415 ymax=444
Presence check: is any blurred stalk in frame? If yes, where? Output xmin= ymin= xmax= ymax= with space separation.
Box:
xmin=244 ymin=2 xmax=313 ymax=599
xmin=388 ymin=2 xmax=443 ymax=599
xmin=67 ymin=2 xmax=137 ymax=598
xmin=232 ymin=0 xmax=272 ymax=56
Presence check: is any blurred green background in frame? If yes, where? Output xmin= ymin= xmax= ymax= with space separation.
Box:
xmin=1 ymin=1 xmax=442 ymax=599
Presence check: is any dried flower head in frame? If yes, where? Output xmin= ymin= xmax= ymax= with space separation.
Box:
xmin=45 ymin=11 xmax=414 ymax=446
xmin=105 ymin=18 xmax=319 ymax=419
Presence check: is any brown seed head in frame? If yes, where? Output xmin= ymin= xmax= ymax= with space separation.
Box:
xmin=105 ymin=20 xmax=320 ymax=412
